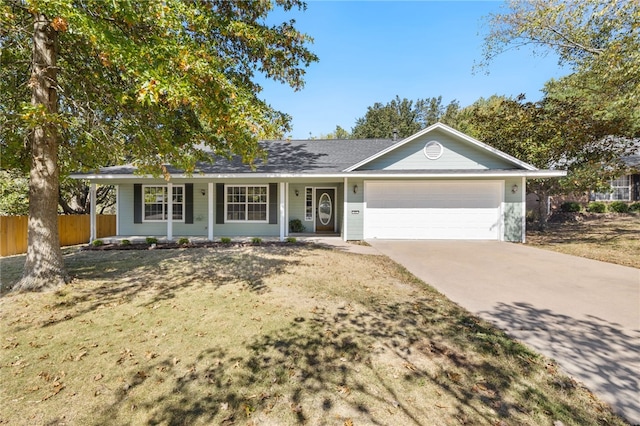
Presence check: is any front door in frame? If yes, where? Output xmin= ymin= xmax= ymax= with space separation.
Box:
xmin=315 ymin=189 xmax=335 ymax=233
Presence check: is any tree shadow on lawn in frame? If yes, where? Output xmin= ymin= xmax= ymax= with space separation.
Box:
xmin=28 ymin=245 xmax=302 ymax=330
xmin=93 ymin=295 xmax=614 ymax=425
xmin=480 ymin=302 xmax=640 ymax=424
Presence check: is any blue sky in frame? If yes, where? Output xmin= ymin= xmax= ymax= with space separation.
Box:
xmin=258 ymin=1 xmax=570 ymax=139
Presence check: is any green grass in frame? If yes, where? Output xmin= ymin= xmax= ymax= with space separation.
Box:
xmin=0 ymin=246 xmax=625 ymax=425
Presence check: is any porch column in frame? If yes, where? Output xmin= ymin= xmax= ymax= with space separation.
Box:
xmin=343 ymin=177 xmax=348 ymax=241
xmin=284 ymin=182 xmax=289 ymax=238
xmin=279 ymin=182 xmax=286 ymax=241
xmin=115 ymin=185 xmax=120 ymax=236
xmin=89 ymin=182 xmax=97 ymax=242
xmin=521 ymin=176 xmax=526 ymax=243
xmin=207 ymin=182 xmax=214 ymax=240
xmin=167 ymin=182 xmax=173 ymax=241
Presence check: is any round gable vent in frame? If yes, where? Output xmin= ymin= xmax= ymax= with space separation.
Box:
xmin=423 ymin=141 xmax=443 ymax=160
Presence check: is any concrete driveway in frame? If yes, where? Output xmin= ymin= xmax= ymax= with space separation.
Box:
xmin=367 ymin=240 xmax=640 ymax=424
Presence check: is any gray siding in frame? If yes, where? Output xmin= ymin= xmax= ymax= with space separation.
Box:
xmin=345 ymin=179 xmax=365 ymax=240
xmin=286 ymin=183 xmax=342 ymax=234
xmin=359 ymin=129 xmax=517 ymax=171
xmin=503 ymin=177 xmax=524 ymax=242
xmin=119 ymin=182 xmax=282 ymax=238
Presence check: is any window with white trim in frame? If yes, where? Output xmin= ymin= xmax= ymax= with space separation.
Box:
xmin=305 ymin=187 xmax=313 ymax=221
xmin=143 ymin=185 xmax=184 ymax=221
xmin=225 ymin=185 xmax=268 ymax=222
xmin=593 ymin=175 xmax=631 ymax=201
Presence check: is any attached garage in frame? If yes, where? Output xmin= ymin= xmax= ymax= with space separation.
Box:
xmin=363 ymin=180 xmax=503 ymax=240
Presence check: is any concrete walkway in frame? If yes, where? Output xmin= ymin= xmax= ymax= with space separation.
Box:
xmin=367 ymin=240 xmax=640 ymax=424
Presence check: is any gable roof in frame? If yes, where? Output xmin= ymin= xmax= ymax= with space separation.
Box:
xmin=73 ymin=124 xmax=566 ymax=180
xmin=86 ymin=138 xmax=395 ymax=176
xmin=345 ymin=122 xmax=537 ymax=172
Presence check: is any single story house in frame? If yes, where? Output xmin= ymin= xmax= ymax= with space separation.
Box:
xmin=72 ymin=123 xmax=565 ymax=243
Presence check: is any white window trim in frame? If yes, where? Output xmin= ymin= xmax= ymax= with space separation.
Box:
xmin=142 ymin=184 xmax=185 ymax=223
xmin=593 ymin=175 xmax=632 ymax=201
xmin=224 ymin=184 xmax=269 ymax=223
xmin=304 ymin=187 xmax=314 ymax=221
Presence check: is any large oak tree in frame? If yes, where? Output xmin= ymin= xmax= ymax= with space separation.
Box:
xmin=0 ymin=0 xmax=317 ymax=291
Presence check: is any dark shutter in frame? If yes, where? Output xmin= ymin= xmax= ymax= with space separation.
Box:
xmin=185 ymin=183 xmax=193 ymax=224
xmin=216 ymin=183 xmax=224 ymax=224
xmin=134 ymin=184 xmax=142 ymax=223
xmin=268 ymin=183 xmax=278 ymax=224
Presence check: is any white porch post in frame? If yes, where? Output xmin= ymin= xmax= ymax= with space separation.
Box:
xmin=279 ymin=182 xmax=286 ymax=241
xmin=167 ymin=182 xmax=173 ymax=241
xmin=343 ymin=177 xmax=348 ymax=241
xmin=115 ymin=185 xmax=120 ymax=236
xmin=521 ymin=176 xmax=527 ymax=243
xmin=284 ymin=182 xmax=289 ymax=238
xmin=89 ymin=182 xmax=97 ymax=242
xmin=208 ymin=182 xmax=214 ymax=240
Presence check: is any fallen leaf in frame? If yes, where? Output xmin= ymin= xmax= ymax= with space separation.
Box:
xmin=94 ymin=373 xmax=103 ymax=381
xmin=403 ymin=362 xmax=417 ymax=371
xmin=41 ymin=382 xmax=65 ymax=401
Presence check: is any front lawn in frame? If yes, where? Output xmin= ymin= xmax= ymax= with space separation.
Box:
xmin=527 ymin=214 xmax=640 ymax=268
xmin=0 ymin=245 xmax=626 ymax=425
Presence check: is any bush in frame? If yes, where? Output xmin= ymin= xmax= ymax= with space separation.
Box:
xmin=586 ymin=202 xmax=606 ymax=213
xmin=91 ymin=239 xmax=104 ymax=246
xmin=286 ymin=237 xmax=297 ymax=243
xmin=220 ymin=237 xmax=231 ymax=244
xmin=560 ymin=201 xmax=581 ymax=213
xmin=251 ymin=237 xmax=262 ymax=245
xmin=178 ymin=237 xmax=190 ymax=245
xmin=608 ymin=201 xmax=629 ymax=213
xmin=289 ymin=218 xmax=305 ymax=233
xmin=120 ymin=239 xmax=131 ymax=246
xmin=629 ymin=202 xmax=640 ymax=212
xmin=146 ymin=237 xmax=158 ymax=245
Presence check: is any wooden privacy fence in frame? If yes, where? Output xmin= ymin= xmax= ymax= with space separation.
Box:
xmin=0 ymin=215 xmax=116 ymax=257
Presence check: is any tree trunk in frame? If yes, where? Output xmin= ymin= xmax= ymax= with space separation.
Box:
xmin=14 ymin=14 xmax=69 ymax=292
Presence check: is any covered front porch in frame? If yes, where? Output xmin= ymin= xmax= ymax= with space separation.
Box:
xmin=86 ymin=178 xmax=358 ymax=244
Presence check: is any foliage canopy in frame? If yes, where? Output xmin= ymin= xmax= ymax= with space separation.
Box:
xmin=0 ymin=0 xmax=317 ymax=290
xmin=1 ymin=0 xmax=318 ymax=177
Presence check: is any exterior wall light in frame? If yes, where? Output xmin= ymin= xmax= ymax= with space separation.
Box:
xmin=295 ymin=189 xmax=299 ymax=197
xmin=353 ymin=184 xmax=358 ymax=194
xmin=511 ymin=184 xmax=518 ymax=194
xmin=200 ymin=189 xmax=206 ymax=196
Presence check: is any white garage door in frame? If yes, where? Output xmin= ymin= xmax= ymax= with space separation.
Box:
xmin=364 ymin=181 xmax=502 ymax=240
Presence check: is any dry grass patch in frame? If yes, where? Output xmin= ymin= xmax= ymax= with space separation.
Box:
xmin=527 ymin=214 xmax=640 ymax=268
xmin=1 ymin=245 xmax=626 ymax=425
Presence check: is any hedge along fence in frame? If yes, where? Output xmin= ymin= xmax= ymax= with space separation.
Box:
xmin=0 ymin=215 xmax=116 ymax=257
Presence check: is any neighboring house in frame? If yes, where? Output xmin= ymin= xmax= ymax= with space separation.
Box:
xmin=590 ymin=149 xmax=640 ymax=202
xmin=72 ymin=123 xmax=565 ymax=243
